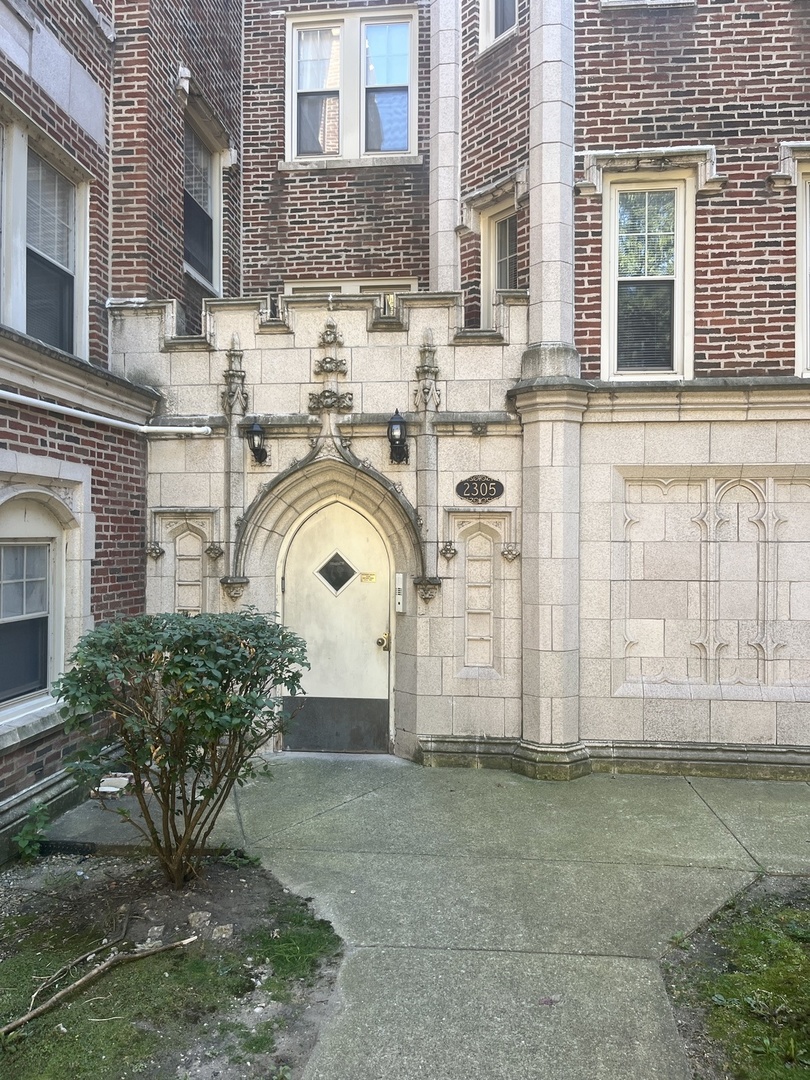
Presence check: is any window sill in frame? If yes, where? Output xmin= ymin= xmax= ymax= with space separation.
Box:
xmin=478 ymin=25 xmax=518 ymax=58
xmin=183 ymin=263 xmax=219 ymax=295
xmin=278 ymin=155 xmax=423 ymax=172
xmin=0 ymin=693 xmax=61 ymax=753
xmin=601 ymin=0 xmax=695 ymax=7
xmin=605 ymin=370 xmax=689 ymax=382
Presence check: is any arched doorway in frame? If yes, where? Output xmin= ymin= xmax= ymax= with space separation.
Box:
xmin=281 ymin=501 xmax=392 ymax=752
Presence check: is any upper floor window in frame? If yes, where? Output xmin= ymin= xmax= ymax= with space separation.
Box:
xmin=601 ymin=175 xmax=694 ymax=380
xmin=481 ymin=202 xmax=518 ymax=329
xmin=481 ymin=0 xmax=516 ymax=50
xmin=26 ymin=151 xmax=75 ymax=354
xmin=183 ymin=123 xmax=215 ymax=286
xmin=0 ymin=126 xmax=89 ymax=358
xmin=289 ymin=11 xmax=416 ymax=162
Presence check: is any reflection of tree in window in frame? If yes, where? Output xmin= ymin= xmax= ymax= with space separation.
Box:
xmin=297 ymin=28 xmax=340 ymax=155
xmin=364 ymin=23 xmax=409 ymax=152
xmin=617 ymin=189 xmax=675 ymax=370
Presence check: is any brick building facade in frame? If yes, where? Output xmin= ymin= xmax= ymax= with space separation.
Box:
xmin=3 ymin=0 xmax=810 ymax=857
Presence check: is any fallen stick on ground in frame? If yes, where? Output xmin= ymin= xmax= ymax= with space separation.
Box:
xmin=29 ymin=907 xmax=132 ymax=1009
xmin=1 ymin=935 xmax=197 ymax=1039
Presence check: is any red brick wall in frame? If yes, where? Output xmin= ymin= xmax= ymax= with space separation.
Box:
xmin=242 ymin=0 xmax=430 ymax=298
xmin=459 ymin=0 xmax=530 ymax=326
xmin=575 ymin=0 xmax=810 ymax=378
xmin=0 ymin=0 xmax=113 ymax=366
xmin=0 ymin=722 xmax=103 ymax=803
xmin=0 ymin=397 xmax=147 ymax=620
xmin=112 ymin=0 xmax=242 ymax=332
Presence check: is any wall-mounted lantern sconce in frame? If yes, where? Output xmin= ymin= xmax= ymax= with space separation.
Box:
xmin=246 ymin=422 xmax=268 ymax=465
xmin=387 ymin=409 xmax=409 ymax=464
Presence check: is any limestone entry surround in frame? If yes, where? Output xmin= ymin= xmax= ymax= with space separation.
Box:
xmin=110 ymin=295 xmax=810 ymax=779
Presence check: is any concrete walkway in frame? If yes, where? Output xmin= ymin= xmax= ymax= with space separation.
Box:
xmin=51 ymin=755 xmax=810 ymax=1079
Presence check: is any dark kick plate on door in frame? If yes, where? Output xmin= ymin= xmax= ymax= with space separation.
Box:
xmin=282 ymin=697 xmax=389 ymax=753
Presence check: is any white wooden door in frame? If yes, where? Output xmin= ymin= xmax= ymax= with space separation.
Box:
xmin=281 ymin=502 xmax=390 ymax=752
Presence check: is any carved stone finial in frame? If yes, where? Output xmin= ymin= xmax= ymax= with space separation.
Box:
xmin=319 ymin=317 xmax=343 ymax=348
xmin=415 ymin=330 xmax=440 ymax=410
xmin=222 ymin=336 xmax=249 ymax=416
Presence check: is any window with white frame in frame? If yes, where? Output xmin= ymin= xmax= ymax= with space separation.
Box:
xmin=183 ymin=122 xmax=219 ymax=289
xmin=601 ymin=175 xmax=694 ymax=379
xmin=0 ymin=542 xmax=49 ymax=704
xmin=289 ymin=11 xmax=416 ymax=161
xmin=0 ymin=126 xmax=89 ymax=358
xmin=481 ymin=204 xmax=518 ymax=329
xmin=480 ymin=0 xmax=517 ymax=50
xmin=27 ymin=150 xmax=75 ymax=354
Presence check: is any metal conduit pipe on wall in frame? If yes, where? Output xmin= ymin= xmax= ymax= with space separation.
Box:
xmin=0 ymin=388 xmax=212 ymax=435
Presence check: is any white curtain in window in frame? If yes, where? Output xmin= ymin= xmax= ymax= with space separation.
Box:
xmin=298 ymin=28 xmax=339 ymax=91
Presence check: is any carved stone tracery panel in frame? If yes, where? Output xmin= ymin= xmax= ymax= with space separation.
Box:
xmin=615 ymin=471 xmax=810 ymax=700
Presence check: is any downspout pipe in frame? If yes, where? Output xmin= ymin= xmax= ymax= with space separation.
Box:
xmin=0 ymin=388 xmax=212 ymax=436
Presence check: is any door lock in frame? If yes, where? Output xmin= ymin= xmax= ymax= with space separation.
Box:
xmin=376 ymin=631 xmax=391 ymax=652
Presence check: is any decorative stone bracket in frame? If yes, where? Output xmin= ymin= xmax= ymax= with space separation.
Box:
xmin=220 ymin=576 xmax=248 ymax=601
xmin=414 ymin=576 xmax=442 ymax=602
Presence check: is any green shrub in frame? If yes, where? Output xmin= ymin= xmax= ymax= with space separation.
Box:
xmin=54 ymin=610 xmax=307 ymax=888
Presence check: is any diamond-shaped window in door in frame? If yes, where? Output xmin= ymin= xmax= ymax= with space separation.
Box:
xmin=316 ymin=551 xmax=358 ymax=595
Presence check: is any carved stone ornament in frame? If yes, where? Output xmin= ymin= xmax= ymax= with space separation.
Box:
xmin=440 ymin=541 xmax=458 ymax=560
xmin=416 ymin=581 xmax=440 ymax=602
xmin=314 ymin=355 xmax=348 ymax=375
xmin=501 ymin=543 xmax=521 ymax=562
xmin=221 ymin=334 xmax=249 ymax=417
xmin=319 ymin=318 xmax=343 ymax=348
xmin=205 ymin=544 xmax=224 ymax=560
xmin=145 ymin=541 xmax=165 ymax=560
xmin=309 ymin=389 xmax=353 ymax=414
xmin=220 ymin=576 xmax=249 ymax=601
xmin=419 ymin=328 xmax=437 ymax=367
xmin=471 ymin=423 xmax=488 ymax=437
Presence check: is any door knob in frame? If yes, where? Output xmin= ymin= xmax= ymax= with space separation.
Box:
xmin=376 ymin=632 xmax=391 ymax=651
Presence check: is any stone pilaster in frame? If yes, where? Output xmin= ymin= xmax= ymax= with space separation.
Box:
xmin=513 ymin=384 xmax=587 ymax=752
xmin=429 ymin=0 xmax=461 ymax=292
xmin=526 ymin=0 xmax=576 ymax=358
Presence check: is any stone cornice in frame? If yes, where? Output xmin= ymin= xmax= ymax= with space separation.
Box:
xmin=0 ymin=325 xmax=159 ymax=423
xmin=509 ymin=375 xmax=810 ymax=421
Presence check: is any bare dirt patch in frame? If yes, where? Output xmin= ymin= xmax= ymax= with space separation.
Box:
xmin=0 ymin=851 xmax=341 ymax=1079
